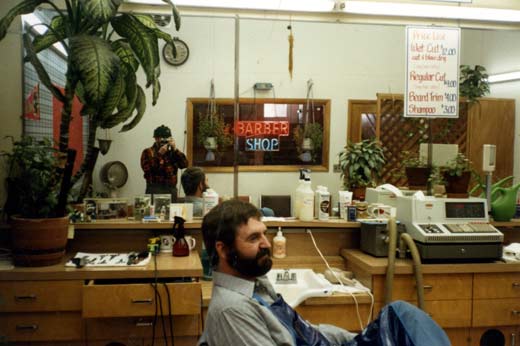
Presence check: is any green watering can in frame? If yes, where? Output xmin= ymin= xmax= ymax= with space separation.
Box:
xmin=491 ymin=182 xmax=520 ymax=222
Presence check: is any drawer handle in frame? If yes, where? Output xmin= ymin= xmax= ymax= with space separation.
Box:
xmin=511 ymin=310 xmax=520 ymax=316
xmin=423 ymin=285 xmax=433 ymax=290
xmin=512 ymin=283 xmax=520 ymax=288
xmin=15 ymin=294 xmax=37 ymax=301
xmin=16 ymin=324 xmax=38 ymax=331
xmin=136 ymin=321 xmax=154 ymax=327
xmin=131 ymin=298 xmax=153 ymax=304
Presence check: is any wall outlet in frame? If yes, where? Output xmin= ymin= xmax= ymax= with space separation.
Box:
xmin=333 ymin=164 xmax=341 ymax=173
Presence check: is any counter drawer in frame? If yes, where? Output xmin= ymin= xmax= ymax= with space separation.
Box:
xmin=374 ymin=300 xmax=472 ymax=328
xmin=0 ymin=312 xmax=83 ymax=341
xmin=83 ymin=281 xmax=201 ymax=318
xmin=473 ymin=273 xmax=520 ymax=299
xmin=0 ymin=281 xmax=82 ymax=312
xmin=86 ymin=315 xmax=200 ymax=339
xmin=373 ymin=274 xmax=472 ymax=301
xmin=473 ymin=299 xmax=520 ymax=327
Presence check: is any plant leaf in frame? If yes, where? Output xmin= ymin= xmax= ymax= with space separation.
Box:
xmin=69 ymin=34 xmax=120 ymax=107
xmin=0 ymin=0 xmax=46 ymax=40
xmin=97 ymin=68 xmax=125 ymax=121
xmin=162 ymin=0 xmax=181 ymax=31
xmin=111 ymin=14 xmax=159 ymax=89
xmin=23 ymin=33 xmax=66 ymax=103
xmin=111 ymin=39 xmax=139 ymax=72
xmin=79 ymin=0 xmax=122 ymax=24
xmin=31 ymin=15 xmax=67 ymax=55
xmin=120 ymin=85 xmax=146 ymax=132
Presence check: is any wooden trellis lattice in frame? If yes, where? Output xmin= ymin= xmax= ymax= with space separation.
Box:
xmin=376 ymin=94 xmax=468 ymax=187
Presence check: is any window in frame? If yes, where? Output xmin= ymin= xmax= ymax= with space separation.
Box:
xmin=187 ymin=98 xmax=330 ymax=172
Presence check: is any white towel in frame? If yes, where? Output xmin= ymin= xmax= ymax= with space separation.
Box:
xmin=502 ymin=243 xmax=520 ymax=263
xmin=65 ymin=252 xmax=151 ymax=267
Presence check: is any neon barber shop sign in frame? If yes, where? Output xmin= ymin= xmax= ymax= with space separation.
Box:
xmin=235 ymin=121 xmax=290 ymax=151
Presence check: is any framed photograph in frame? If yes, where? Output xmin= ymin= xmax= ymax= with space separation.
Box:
xmin=84 ymin=198 xmax=98 ymax=221
xmin=153 ymin=195 xmax=171 ymax=221
xmin=134 ymin=195 xmax=152 ymax=220
xmin=96 ymin=198 xmax=129 ymax=221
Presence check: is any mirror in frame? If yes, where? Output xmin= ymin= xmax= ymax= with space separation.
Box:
xmin=18 ymin=11 xmax=519 ymax=201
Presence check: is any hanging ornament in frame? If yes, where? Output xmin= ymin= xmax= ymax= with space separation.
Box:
xmin=288 ymin=21 xmax=294 ymax=79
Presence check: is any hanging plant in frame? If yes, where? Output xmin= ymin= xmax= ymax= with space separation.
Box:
xmin=197 ymin=111 xmax=232 ymax=150
xmin=459 ymin=65 xmax=490 ymax=104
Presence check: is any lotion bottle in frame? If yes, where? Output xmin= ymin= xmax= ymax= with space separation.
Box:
xmin=299 ymin=177 xmax=314 ymax=221
xmin=273 ymin=227 xmax=287 ymax=259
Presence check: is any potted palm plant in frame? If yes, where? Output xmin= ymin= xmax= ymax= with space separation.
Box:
xmin=339 ymin=139 xmax=385 ymax=200
xmin=0 ymin=0 xmax=180 ymax=265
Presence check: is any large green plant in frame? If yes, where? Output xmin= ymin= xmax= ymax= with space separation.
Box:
xmin=339 ymin=139 xmax=385 ymax=189
xmin=1 ymin=137 xmax=61 ymax=218
xmin=0 ymin=0 xmax=180 ymax=215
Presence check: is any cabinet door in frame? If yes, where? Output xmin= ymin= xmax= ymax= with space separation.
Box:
xmin=467 ymin=98 xmax=515 ymax=180
xmin=474 ymin=273 xmax=520 ymax=299
xmin=83 ymin=281 xmax=201 ymax=318
xmin=0 ymin=312 xmax=83 ymax=342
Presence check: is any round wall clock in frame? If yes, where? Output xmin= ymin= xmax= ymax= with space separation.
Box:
xmin=162 ymin=37 xmax=189 ymax=66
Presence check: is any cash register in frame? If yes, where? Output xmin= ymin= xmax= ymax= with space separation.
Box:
xmin=397 ymin=195 xmax=503 ymax=261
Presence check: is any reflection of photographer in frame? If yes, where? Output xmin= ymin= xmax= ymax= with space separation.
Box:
xmin=140 ymin=125 xmax=188 ymax=201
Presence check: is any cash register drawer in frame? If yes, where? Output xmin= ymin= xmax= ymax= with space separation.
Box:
xmin=0 ymin=281 xmax=82 ymax=312
xmin=473 ymin=273 xmax=520 ymax=299
xmin=83 ymin=280 xmax=201 ymax=318
xmin=373 ymin=274 xmax=472 ymax=301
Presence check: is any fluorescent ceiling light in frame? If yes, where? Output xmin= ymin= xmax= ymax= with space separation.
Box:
xmin=125 ymin=0 xmax=335 ymax=12
xmin=341 ymin=1 xmax=520 ymax=23
xmin=22 ymin=13 xmax=68 ymax=56
xmin=488 ymin=71 xmax=520 ymax=84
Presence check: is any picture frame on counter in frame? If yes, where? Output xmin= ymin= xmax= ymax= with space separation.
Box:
xmin=84 ymin=198 xmax=129 ymax=221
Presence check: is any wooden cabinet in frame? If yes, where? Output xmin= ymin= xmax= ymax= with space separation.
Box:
xmin=343 ymin=249 xmax=520 ymax=346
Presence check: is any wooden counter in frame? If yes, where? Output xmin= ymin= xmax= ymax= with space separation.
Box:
xmin=0 ymin=251 xmax=202 ymax=281
xmin=341 ymin=249 xmax=520 ymax=275
xmin=72 ymin=218 xmax=362 ymax=230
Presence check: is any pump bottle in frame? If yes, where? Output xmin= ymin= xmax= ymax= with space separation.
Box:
xmin=273 ymin=227 xmax=287 ymax=259
xmin=299 ymin=177 xmax=314 ymax=221
xmin=293 ymin=169 xmax=306 ymax=218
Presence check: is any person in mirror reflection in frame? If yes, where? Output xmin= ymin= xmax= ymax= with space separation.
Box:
xmin=140 ymin=125 xmax=188 ymax=202
xmin=181 ymin=166 xmax=208 ymax=217
xmin=198 ymin=199 xmax=451 ymax=346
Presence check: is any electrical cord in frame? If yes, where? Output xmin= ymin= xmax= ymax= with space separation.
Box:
xmin=150 ymin=252 xmax=169 ymax=346
xmin=306 ymin=228 xmax=374 ymax=331
xmin=163 ymin=282 xmax=175 ymax=346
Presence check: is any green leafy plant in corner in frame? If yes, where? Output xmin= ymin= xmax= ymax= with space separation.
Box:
xmin=459 ymin=65 xmax=490 ymax=104
xmin=1 ymin=137 xmax=61 ymax=218
xmin=0 ymin=0 xmax=181 ymax=214
xmin=197 ymin=111 xmax=233 ymax=150
xmin=339 ymin=139 xmax=385 ymax=189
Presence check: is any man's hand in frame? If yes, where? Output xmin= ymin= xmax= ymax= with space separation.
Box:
xmin=158 ymin=137 xmax=175 ymax=155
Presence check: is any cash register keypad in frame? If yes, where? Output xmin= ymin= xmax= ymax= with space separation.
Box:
xmin=444 ymin=223 xmax=497 ymax=233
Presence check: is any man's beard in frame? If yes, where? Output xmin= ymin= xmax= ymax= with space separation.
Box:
xmin=227 ymin=247 xmax=272 ymax=277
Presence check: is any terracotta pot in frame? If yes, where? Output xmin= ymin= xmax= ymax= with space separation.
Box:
xmin=405 ymin=167 xmax=431 ymax=189
xmin=444 ymin=171 xmax=471 ymax=198
xmin=10 ymin=216 xmax=69 ymax=267
xmin=352 ymin=186 xmax=367 ymax=201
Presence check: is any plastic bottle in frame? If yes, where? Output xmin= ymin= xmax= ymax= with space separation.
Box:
xmin=202 ymin=189 xmax=219 ymax=216
xmin=315 ymin=185 xmax=324 ymax=219
xmin=299 ymin=177 xmax=314 ymax=221
xmin=317 ymin=186 xmax=331 ymax=220
xmin=273 ymin=227 xmax=287 ymax=259
xmin=293 ymin=169 xmax=306 ymax=218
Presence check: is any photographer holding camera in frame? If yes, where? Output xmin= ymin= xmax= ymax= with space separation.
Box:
xmin=140 ymin=125 xmax=188 ymax=201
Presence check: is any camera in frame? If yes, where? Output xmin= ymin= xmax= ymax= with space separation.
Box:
xmin=160 ymin=138 xmax=170 ymax=146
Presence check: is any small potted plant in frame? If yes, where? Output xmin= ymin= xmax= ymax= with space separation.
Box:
xmin=339 ymin=139 xmax=385 ymax=200
xmin=1 ymin=137 xmax=68 ymax=266
xmin=197 ymin=111 xmax=232 ymax=160
xmin=293 ymin=122 xmax=323 ymax=163
xmin=443 ymin=153 xmax=472 ymax=197
xmin=401 ymin=150 xmax=431 ymax=189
